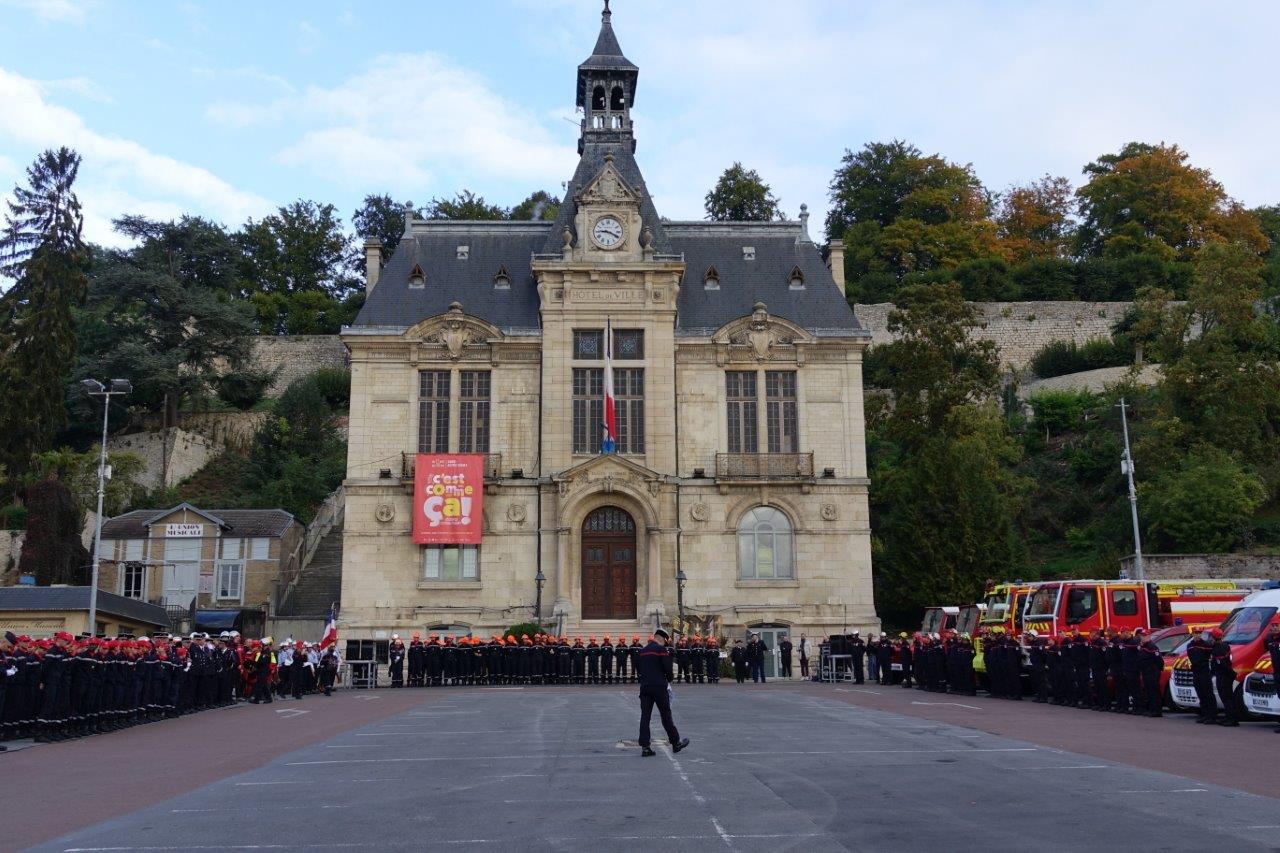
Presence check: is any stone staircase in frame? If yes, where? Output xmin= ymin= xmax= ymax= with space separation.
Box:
xmin=564 ymin=618 xmax=651 ymax=641
xmin=279 ymin=520 xmax=343 ymax=618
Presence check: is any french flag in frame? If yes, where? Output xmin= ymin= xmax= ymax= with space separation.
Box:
xmin=602 ymin=318 xmax=617 ymax=454
xmin=319 ymin=604 xmax=338 ymax=650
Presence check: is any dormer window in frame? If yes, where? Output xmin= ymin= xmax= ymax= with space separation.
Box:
xmin=493 ymin=266 xmax=510 ymax=289
xmin=742 ymin=246 xmax=756 ymax=261
xmin=704 ymin=266 xmax=720 ymax=290
xmin=456 ymin=245 xmax=469 ymax=260
xmin=788 ymin=266 xmax=805 ymax=290
xmin=408 ymin=264 xmax=426 ymax=289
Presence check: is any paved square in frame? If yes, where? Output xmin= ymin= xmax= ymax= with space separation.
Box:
xmin=32 ymin=685 xmax=1280 ymax=852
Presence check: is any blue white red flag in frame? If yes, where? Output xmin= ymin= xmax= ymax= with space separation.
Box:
xmin=602 ymin=318 xmax=617 ymax=454
xmin=319 ymin=604 xmax=338 ymax=650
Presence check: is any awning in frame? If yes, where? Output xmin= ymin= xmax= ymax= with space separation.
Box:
xmin=194 ymin=610 xmax=243 ymax=632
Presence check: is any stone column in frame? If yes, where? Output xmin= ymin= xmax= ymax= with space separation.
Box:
xmin=552 ymin=525 xmax=571 ymax=623
xmin=645 ymin=526 xmax=664 ymax=620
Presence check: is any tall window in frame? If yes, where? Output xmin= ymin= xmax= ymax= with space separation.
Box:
xmin=614 ymin=368 xmax=645 ymax=454
xmin=737 ymin=506 xmax=794 ymax=580
xmin=418 ymin=370 xmax=450 ymax=453
xmin=121 ymin=562 xmax=146 ymax=599
xmin=573 ymin=368 xmax=604 ymax=454
xmin=423 ymin=545 xmax=479 ymax=580
xmin=726 ymin=371 xmax=758 ymax=453
xmin=459 ymin=370 xmax=491 ymax=453
xmin=766 ymin=371 xmax=799 ymax=453
xmin=216 ymin=561 xmax=244 ymax=601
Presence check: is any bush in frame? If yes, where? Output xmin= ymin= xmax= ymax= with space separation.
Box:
xmin=1027 ymin=390 xmax=1100 ymax=435
xmin=1028 ymin=337 xmax=1130 ymax=378
xmin=504 ymin=621 xmax=548 ymax=641
xmin=311 ymin=367 xmax=351 ymax=412
xmin=1253 ymin=517 xmax=1280 ymax=546
xmin=0 ymin=504 xmax=27 ymax=530
xmin=953 ymin=257 xmax=1018 ymax=301
xmin=213 ymin=368 xmax=275 ymax=411
xmin=1013 ymin=258 xmax=1077 ymax=300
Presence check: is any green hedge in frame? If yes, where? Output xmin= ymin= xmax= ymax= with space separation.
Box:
xmin=1028 ymin=338 xmax=1130 ymax=379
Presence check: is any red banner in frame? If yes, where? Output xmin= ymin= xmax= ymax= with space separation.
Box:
xmin=412 ymin=454 xmax=484 ymax=545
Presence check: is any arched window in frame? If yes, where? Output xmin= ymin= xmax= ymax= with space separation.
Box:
xmin=737 ymin=506 xmax=793 ymax=579
xmin=592 ymin=85 xmax=607 ymax=111
xmin=408 ymin=263 xmax=426 ymax=288
xmin=610 ymin=85 xmax=625 ymax=111
xmin=704 ymin=266 xmax=720 ymax=290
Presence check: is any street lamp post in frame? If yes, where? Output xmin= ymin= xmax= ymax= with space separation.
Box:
xmin=676 ymin=569 xmax=687 ymax=620
xmin=1117 ymin=397 xmax=1144 ymax=581
xmin=82 ymin=378 xmax=132 ymax=633
xmin=534 ymin=568 xmax=546 ymax=628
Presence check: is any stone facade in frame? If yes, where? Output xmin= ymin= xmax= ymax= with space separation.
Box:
xmin=337 ymin=7 xmax=877 ymax=650
xmin=856 ymin=301 xmax=1135 ymax=372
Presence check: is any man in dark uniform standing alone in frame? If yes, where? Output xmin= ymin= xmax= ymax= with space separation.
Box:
xmin=779 ymin=633 xmax=793 ymax=679
xmin=636 ymin=628 xmax=689 ymax=757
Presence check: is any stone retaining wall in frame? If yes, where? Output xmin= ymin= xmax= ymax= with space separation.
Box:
xmin=250 ymin=335 xmax=349 ymax=396
xmin=1120 ymin=553 xmax=1280 ymax=580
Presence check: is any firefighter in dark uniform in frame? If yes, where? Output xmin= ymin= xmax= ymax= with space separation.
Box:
xmin=636 ymin=629 xmax=689 ymax=757
xmin=585 ymin=636 xmax=600 ymax=684
xmin=1088 ymin=630 xmax=1110 ymax=711
xmin=599 ymin=636 xmax=614 ymax=685
xmin=36 ymin=632 xmax=71 ymax=742
xmin=779 ymin=634 xmax=793 ymax=679
xmin=1067 ymin=631 xmax=1090 ymax=708
xmin=1137 ymin=628 xmax=1164 ymax=717
xmin=614 ymin=635 xmax=628 ymax=683
xmin=1120 ymin=631 xmax=1141 ymax=714
xmin=388 ymin=635 xmax=406 ymax=687
xmin=690 ymin=636 xmax=705 ymax=684
xmin=730 ymin=639 xmax=748 ymax=683
xmin=1106 ymin=630 xmax=1128 ymax=714
xmin=250 ymin=639 xmax=275 ymax=703
xmin=571 ymin=637 xmax=587 ymax=684
xmin=629 ymin=636 xmax=643 ymax=683
xmin=407 ymin=634 xmax=424 ymax=687
xmin=1187 ymin=629 xmax=1216 ymax=723
xmin=848 ymin=632 xmax=866 ymax=684
xmin=705 ymin=639 xmax=720 ymax=683
xmin=898 ymin=634 xmax=913 ymax=688
xmin=673 ymin=637 xmax=689 ymax=684
xmin=425 ymin=635 xmax=442 ymax=686
xmin=319 ymin=645 xmax=339 ymax=696
xmin=1209 ymin=627 xmax=1238 ymax=726
xmin=1028 ymin=632 xmax=1048 ymax=702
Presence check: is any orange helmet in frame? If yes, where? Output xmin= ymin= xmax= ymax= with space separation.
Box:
xmin=603 ymin=635 xmax=611 ymax=642
xmin=633 ymin=634 xmax=641 ymax=641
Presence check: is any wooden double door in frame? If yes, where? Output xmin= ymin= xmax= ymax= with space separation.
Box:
xmin=581 ymin=506 xmax=637 ymax=620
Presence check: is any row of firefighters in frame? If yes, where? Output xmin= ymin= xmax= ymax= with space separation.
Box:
xmin=835 ymin=627 xmax=1280 ymax=727
xmin=387 ymin=633 xmax=724 ymax=686
xmin=0 ymin=629 xmax=337 ymax=745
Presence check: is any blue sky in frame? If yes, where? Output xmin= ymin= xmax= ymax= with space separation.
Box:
xmin=1 ymin=0 xmax=1277 ymax=247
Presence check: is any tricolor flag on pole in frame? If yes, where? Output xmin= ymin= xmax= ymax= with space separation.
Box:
xmin=319 ymin=604 xmax=338 ymax=650
xmin=602 ymin=317 xmax=617 ymax=454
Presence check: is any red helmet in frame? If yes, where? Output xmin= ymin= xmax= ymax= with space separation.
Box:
xmin=1210 ymin=627 xmax=1224 ymax=639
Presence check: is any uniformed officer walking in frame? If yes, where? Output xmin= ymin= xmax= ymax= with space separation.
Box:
xmin=636 ymin=629 xmax=689 ymax=757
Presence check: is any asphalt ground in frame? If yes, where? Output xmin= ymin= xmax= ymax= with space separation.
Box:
xmin=10 ymin=682 xmax=1280 ymax=853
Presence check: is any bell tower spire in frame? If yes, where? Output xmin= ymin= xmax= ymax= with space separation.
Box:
xmin=576 ymin=0 xmax=639 ymax=154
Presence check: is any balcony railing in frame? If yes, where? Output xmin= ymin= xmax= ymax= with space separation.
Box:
xmin=401 ymin=452 xmax=504 ymax=481
xmin=715 ymin=453 xmax=814 ymax=479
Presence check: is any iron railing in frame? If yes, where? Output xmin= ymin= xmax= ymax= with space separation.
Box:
xmin=715 ymin=453 xmax=814 ymax=479
xmin=401 ymin=452 xmax=504 ymax=481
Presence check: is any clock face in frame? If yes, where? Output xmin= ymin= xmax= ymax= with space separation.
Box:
xmin=592 ymin=216 xmax=624 ymax=248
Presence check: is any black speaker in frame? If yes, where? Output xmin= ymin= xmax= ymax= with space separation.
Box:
xmin=828 ymin=634 xmax=849 ymax=655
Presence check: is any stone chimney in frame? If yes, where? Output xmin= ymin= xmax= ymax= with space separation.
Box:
xmin=828 ymin=239 xmax=845 ymax=294
xmin=364 ymin=237 xmax=383 ymax=293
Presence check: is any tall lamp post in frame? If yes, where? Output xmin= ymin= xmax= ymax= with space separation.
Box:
xmin=1117 ymin=397 xmax=1144 ymax=581
xmin=676 ymin=569 xmax=687 ymax=621
xmin=82 ymin=378 xmax=132 ymax=633
xmin=534 ymin=568 xmax=546 ymax=628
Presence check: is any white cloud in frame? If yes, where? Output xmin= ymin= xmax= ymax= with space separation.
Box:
xmin=39 ymin=76 xmax=115 ymax=104
xmin=0 ymin=0 xmax=94 ymax=23
xmin=0 ymin=67 xmax=272 ymax=245
xmin=218 ymin=51 xmax=578 ymax=197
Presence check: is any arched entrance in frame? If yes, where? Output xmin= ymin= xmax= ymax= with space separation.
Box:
xmin=581 ymin=506 xmax=637 ymax=620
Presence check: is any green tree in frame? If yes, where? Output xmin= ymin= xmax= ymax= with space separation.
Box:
xmin=78 ymin=216 xmax=257 ymax=427
xmin=1075 ymin=142 xmax=1267 ymax=260
xmin=1142 ymin=446 xmax=1267 ymax=552
xmin=0 ymin=147 xmax=88 ymax=493
xmin=29 ymin=447 xmax=146 ymax=529
xmin=704 ymin=162 xmax=783 ymax=221
xmin=1252 ymin=204 xmax=1280 ymax=298
xmin=18 ymin=477 xmax=88 ymax=585
xmin=427 ymin=190 xmax=506 ymax=221
xmin=244 ymin=376 xmax=346 ymax=522
xmin=509 ymin=190 xmax=561 ymax=222
xmin=868 ymin=282 xmax=1002 ymax=446
xmin=352 ymin=194 xmax=416 ymax=272
xmin=238 ymin=199 xmax=359 ymax=299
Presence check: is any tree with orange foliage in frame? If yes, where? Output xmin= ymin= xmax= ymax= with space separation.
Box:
xmin=996 ymin=175 xmax=1076 ymax=263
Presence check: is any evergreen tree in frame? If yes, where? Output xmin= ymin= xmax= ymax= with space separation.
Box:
xmin=0 ymin=148 xmax=88 ymax=494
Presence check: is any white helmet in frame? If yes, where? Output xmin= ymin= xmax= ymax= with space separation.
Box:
xmin=1026 ymin=630 xmax=1039 ymax=638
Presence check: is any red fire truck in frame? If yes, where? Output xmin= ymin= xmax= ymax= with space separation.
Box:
xmin=920 ymin=606 xmax=959 ymax=637
xmin=1018 ymin=579 xmax=1257 ymax=638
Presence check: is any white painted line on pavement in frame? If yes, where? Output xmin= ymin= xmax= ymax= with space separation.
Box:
xmin=286 ymin=754 xmax=626 ymax=765
xmin=1014 ymin=765 xmax=1111 ymax=770
xmin=727 ymin=747 xmax=1037 ymax=756
xmin=911 ymin=701 xmax=981 ymax=710
xmin=356 ymin=730 xmax=508 ymax=735
xmin=1118 ymin=788 xmax=1207 ymax=794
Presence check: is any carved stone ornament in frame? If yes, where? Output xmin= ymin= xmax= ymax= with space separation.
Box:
xmin=507 ymin=503 xmax=527 ymax=523
xmin=690 ymin=502 xmax=709 ymax=522
xmin=421 ymin=302 xmax=479 ymax=360
xmin=727 ymin=302 xmax=795 ymax=361
xmin=820 ymin=503 xmax=838 ymax=521
xmin=374 ymin=503 xmax=396 ymax=523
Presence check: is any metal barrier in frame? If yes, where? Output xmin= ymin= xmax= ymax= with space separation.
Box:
xmin=820 ymin=651 xmax=853 ymax=683
xmin=346 ymin=660 xmax=380 ymax=689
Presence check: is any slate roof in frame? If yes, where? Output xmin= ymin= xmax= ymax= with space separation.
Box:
xmin=101 ymin=507 xmax=298 ymax=540
xmin=353 ymin=222 xmax=548 ymax=334
xmin=541 ymin=141 xmax=672 ymax=255
xmin=0 ymin=585 xmax=170 ymax=628
xmin=578 ymin=6 xmax=638 ymax=73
